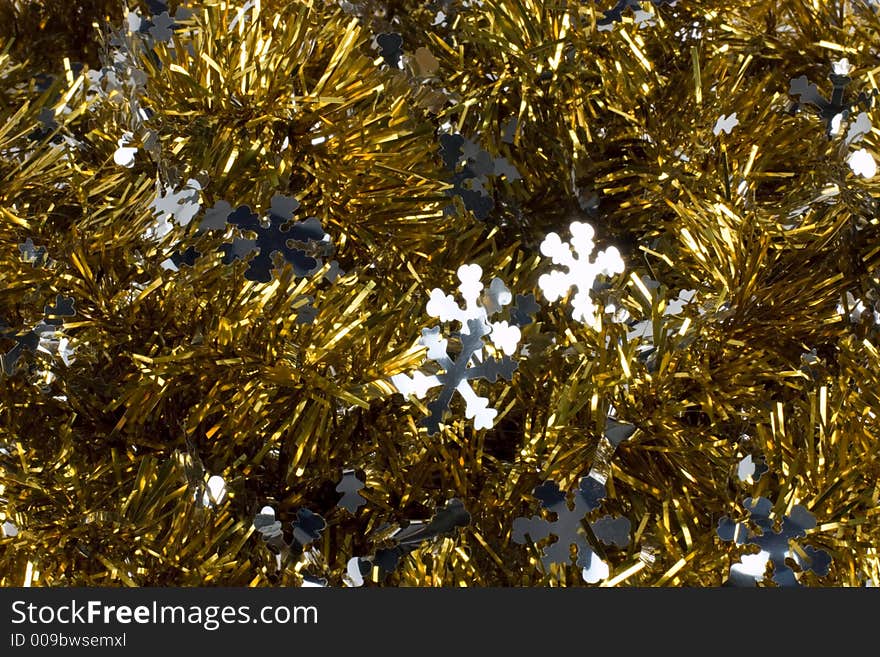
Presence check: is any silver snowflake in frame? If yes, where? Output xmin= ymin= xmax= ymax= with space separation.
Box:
xmin=512 ymin=474 xmax=631 ymax=584
xmin=538 ymin=222 xmax=625 ymax=329
xmin=391 ymin=264 xmax=521 ymax=435
xmin=717 ymin=497 xmax=831 ymax=587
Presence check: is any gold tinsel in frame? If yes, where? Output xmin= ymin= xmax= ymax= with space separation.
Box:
xmin=1 ymin=0 xmax=879 ymax=588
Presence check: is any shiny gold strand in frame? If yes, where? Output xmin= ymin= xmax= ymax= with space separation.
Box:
xmin=1 ymin=0 xmax=879 ymax=587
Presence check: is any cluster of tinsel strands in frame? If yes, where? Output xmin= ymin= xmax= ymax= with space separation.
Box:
xmin=1 ymin=0 xmax=879 ymax=587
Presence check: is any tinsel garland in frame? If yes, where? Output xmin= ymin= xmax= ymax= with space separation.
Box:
xmin=1 ymin=0 xmax=879 ymax=587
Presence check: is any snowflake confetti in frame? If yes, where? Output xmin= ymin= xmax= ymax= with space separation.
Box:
xmin=665 ymin=289 xmax=698 ymax=316
xmin=200 ymin=474 xmax=227 ymax=507
xmin=604 ymin=417 xmax=637 ymax=446
xmin=205 ymin=194 xmax=330 ymax=283
xmin=845 ymin=112 xmax=872 ymax=146
xmin=198 ymin=199 xmax=234 ymax=232
xmin=512 ymin=474 xmax=631 ymax=583
xmin=392 ymin=264 xmax=521 ymax=435
xmin=736 ymin=455 xmax=768 ymax=484
xmin=376 ymin=33 xmax=404 ymax=69
xmin=847 ymin=148 xmax=877 ymax=178
xmin=509 ymin=293 xmax=540 ymax=327
xmin=149 ymin=12 xmax=175 ymax=41
xmin=165 ymin=245 xmax=201 ymax=271
xmin=113 ymin=132 xmax=138 ymax=168
xmin=789 ymin=62 xmax=859 ymax=137
xmin=1 ymin=296 xmax=76 ymax=377
xmin=1 ymin=325 xmax=40 ymax=377
xmin=538 ymin=221 xmax=625 ymax=329
xmin=18 ymin=238 xmax=47 ymax=267
xmin=336 ymin=469 xmax=366 ymax=514
xmin=292 ymin=295 xmax=318 ymax=325
xmin=713 ymin=112 xmax=739 ymax=136
xmin=150 ymin=178 xmax=202 ymax=229
xmin=597 ymin=0 xmax=677 ymax=31
xmin=291 ymin=508 xmax=327 ymax=547
xmin=439 ymin=133 xmax=521 ymax=220
xmin=837 ymin=291 xmax=880 ymax=325
xmin=253 ymin=505 xmax=327 ymax=571
xmin=27 ymin=108 xmax=59 ymax=142
xmin=717 ymin=497 xmax=831 ymax=586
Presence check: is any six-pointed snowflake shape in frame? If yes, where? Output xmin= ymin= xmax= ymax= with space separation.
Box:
xmin=219 ymin=195 xmax=328 ymax=283
xmin=538 ymin=221 xmax=625 ymax=329
xmin=512 ymin=475 xmax=631 ymax=583
xmin=391 ymin=264 xmax=521 ymax=435
xmin=717 ymin=497 xmax=831 ymax=587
